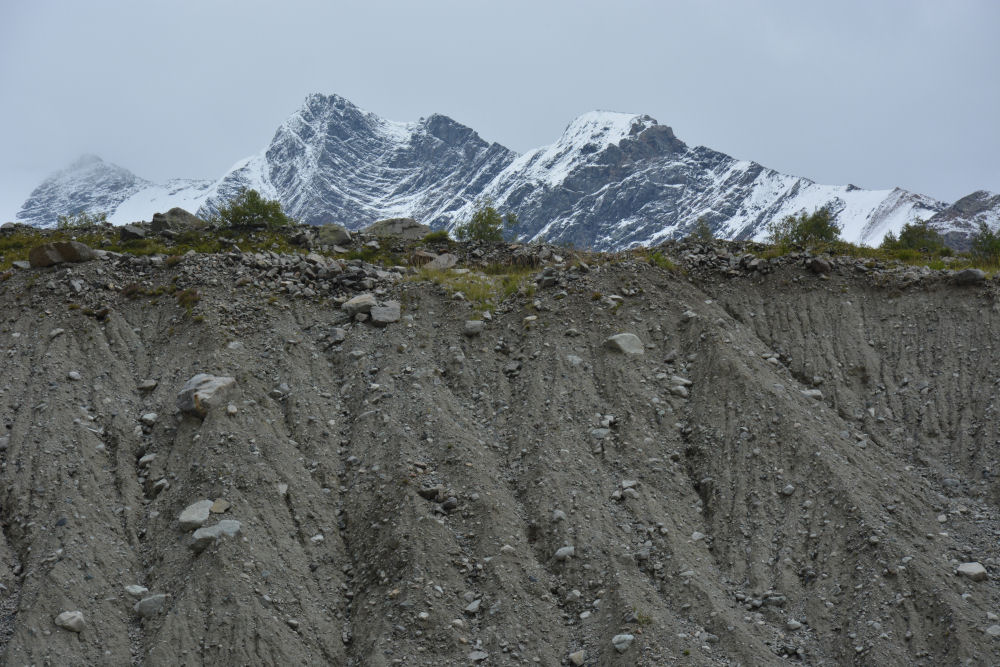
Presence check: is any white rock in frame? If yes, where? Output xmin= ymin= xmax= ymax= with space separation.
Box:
xmin=604 ymin=333 xmax=644 ymax=355
xmin=178 ymin=500 xmax=214 ymax=531
xmin=140 ymin=412 xmax=158 ymax=426
xmin=54 ymin=610 xmax=85 ymax=632
xmin=691 ymin=531 xmax=705 ymax=541
xmin=554 ymin=546 xmax=575 ymax=561
xmin=958 ymin=562 xmax=988 ymax=581
xmin=986 ymin=624 xmax=1000 ymax=637
xmin=190 ymin=520 xmax=242 ymax=553
xmin=125 ymin=585 xmax=149 ymax=598
xmin=67 ymin=370 xmax=82 ymax=381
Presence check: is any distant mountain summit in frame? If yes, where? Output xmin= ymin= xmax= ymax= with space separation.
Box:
xmin=15 ymin=94 xmax=993 ymax=249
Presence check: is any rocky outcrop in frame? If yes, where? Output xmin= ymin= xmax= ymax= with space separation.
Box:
xmin=28 ymin=241 xmax=98 ymax=267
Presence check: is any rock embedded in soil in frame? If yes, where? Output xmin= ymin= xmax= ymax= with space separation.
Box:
xmin=568 ymin=650 xmax=586 ymax=665
xmin=958 ymin=562 xmax=988 ymax=581
xmin=176 ymin=374 xmax=236 ymax=418
xmin=28 ymin=241 xmax=97 ymax=267
xmin=342 ymin=293 xmax=377 ymax=317
xmin=190 ymin=519 xmax=242 ymax=553
xmin=178 ymin=499 xmax=214 ymax=530
xmin=54 ymin=610 xmax=85 ymax=632
xmin=464 ymin=320 xmax=484 ymax=337
xmin=554 ymin=546 xmax=575 ymax=561
xmin=370 ymin=301 xmax=401 ymax=326
xmin=604 ymin=333 xmax=644 ymax=355
xmin=134 ymin=594 xmax=168 ymax=618
xmin=954 ymin=268 xmax=986 ymax=285
xmin=612 ymin=633 xmax=635 ymax=652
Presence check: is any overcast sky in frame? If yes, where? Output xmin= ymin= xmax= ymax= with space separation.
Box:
xmin=2 ymin=0 xmax=998 ymax=221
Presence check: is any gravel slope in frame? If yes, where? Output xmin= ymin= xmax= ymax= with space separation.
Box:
xmin=0 ymin=246 xmax=998 ymax=665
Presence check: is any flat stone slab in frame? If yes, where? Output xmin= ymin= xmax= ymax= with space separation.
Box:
xmin=178 ymin=499 xmax=214 ymax=531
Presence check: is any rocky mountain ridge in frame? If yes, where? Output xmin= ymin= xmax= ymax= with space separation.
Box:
xmin=14 ymin=94 xmax=994 ymax=250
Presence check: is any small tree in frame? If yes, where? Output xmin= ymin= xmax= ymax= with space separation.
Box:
xmin=881 ymin=220 xmax=948 ymax=254
xmin=455 ymin=199 xmax=518 ymax=243
xmin=971 ymin=221 xmax=1000 ymax=264
xmin=688 ymin=215 xmax=714 ymax=243
xmin=211 ymin=188 xmax=293 ymax=229
xmin=767 ymin=209 xmax=840 ymax=246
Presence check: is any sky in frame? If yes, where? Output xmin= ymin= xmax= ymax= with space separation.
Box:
xmin=1 ymin=0 xmax=998 ymax=221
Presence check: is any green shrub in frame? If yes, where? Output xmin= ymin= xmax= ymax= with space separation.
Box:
xmin=767 ymin=209 xmax=841 ymax=246
xmin=970 ymin=221 xmax=1000 ymax=265
xmin=57 ymin=211 xmax=108 ymax=229
xmin=211 ymin=189 xmax=293 ymax=230
xmin=881 ymin=220 xmax=949 ymax=254
xmin=423 ymin=229 xmax=451 ymax=243
xmin=455 ymin=199 xmax=518 ymax=243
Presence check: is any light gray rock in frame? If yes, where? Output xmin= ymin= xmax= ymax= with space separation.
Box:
xmin=612 ymin=633 xmax=635 ymax=652
xmin=125 ymin=585 xmax=149 ymax=598
xmin=464 ymin=599 xmax=481 ymax=614
xmin=178 ymin=500 xmax=214 ymax=531
xmin=554 ymin=546 xmax=575 ymax=561
xmin=342 ymin=293 xmax=377 ymax=317
xmin=464 ymin=320 xmax=484 ymax=337
xmin=0 ymin=436 xmax=8 ymax=451
xmin=958 ymin=562 xmax=988 ymax=581
xmin=370 ymin=301 xmax=401 ymax=327
xmin=317 ymin=223 xmax=352 ymax=246
xmin=426 ymin=253 xmax=458 ymax=270
xmin=569 ymin=650 xmax=586 ymax=666
xmin=364 ymin=217 xmax=431 ymax=240
xmin=176 ymin=374 xmax=236 ymax=418
xmin=604 ymin=333 xmax=644 ymax=355
xmin=986 ymin=624 xmax=1000 ymax=637
xmin=468 ymin=650 xmax=489 ymax=662
xmin=54 ymin=610 xmax=85 ymax=632
xmin=190 ymin=519 xmax=242 ymax=553
xmin=134 ymin=593 xmax=168 ymax=618
xmin=801 ymin=389 xmax=824 ymax=400
xmin=67 ymin=370 xmax=82 ymax=381
xmin=138 ymin=379 xmax=158 ymax=392
xmin=140 ymin=412 xmax=158 ymax=426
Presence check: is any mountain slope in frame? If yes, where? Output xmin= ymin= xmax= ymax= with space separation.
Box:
xmin=448 ymin=112 xmax=946 ymax=249
xmin=15 ymin=94 xmax=987 ymax=248
xmin=196 ymin=93 xmax=517 ymax=227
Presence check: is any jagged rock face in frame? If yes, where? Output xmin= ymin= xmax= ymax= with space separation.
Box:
xmin=449 ymin=113 xmax=947 ymax=250
xmin=927 ymin=190 xmax=1000 ymax=250
xmin=196 ymin=94 xmax=517 ymax=227
xmin=14 ymin=94 xmax=991 ymax=248
xmin=16 ymin=155 xmax=150 ymax=227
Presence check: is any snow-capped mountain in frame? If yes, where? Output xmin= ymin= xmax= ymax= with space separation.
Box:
xmin=449 ymin=111 xmax=946 ymax=249
xmin=15 ymin=94 xmax=989 ymax=249
xmin=196 ymin=93 xmax=516 ymax=226
xmin=16 ymin=155 xmax=213 ymax=229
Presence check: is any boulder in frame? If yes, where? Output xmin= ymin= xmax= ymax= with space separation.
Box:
xmin=370 ymin=301 xmax=401 ymax=327
xmin=191 ymin=520 xmax=242 ymax=553
xmin=426 ymin=253 xmax=458 ymax=270
xmin=54 ymin=610 xmax=85 ymax=632
xmin=954 ymin=268 xmax=986 ymax=286
xmin=134 ymin=594 xmax=168 ymax=618
xmin=176 ymin=374 xmax=236 ymax=418
xmin=363 ymin=217 xmax=431 ymax=240
xmin=119 ymin=224 xmax=147 ymax=241
xmin=604 ymin=333 xmax=644 ymax=355
xmin=178 ymin=499 xmax=214 ymax=531
xmin=28 ymin=241 xmax=98 ymax=267
xmin=150 ymin=207 xmax=207 ymax=232
xmin=410 ymin=250 xmax=438 ymax=266
xmin=958 ymin=561 xmax=988 ymax=581
xmin=807 ymin=257 xmax=832 ymax=274
xmin=317 ymin=223 xmax=352 ymax=246
xmin=342 ymin=293 xmax=377 ymax=317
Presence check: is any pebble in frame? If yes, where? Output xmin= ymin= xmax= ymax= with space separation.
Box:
xmin=612 ymin=633 xmax=635 ymax=652
xmin=986 ymin=624 xmax=1000 ymax=637
xmin=464 ymin=320 xmax=484 ymax=337
xmin=787 ymin=619 xmax=803 ymax=631
xmin=464 ymin=599 xmax=482 ymax=614
xmin=568 ymin=650 xmax=586 ymax=666
xmin=781 ymin=484 xmax=796 ymax=496
xmin=554 ymin=546 xmax=575 ymax=561
xmin=211 ymin=499 xmax=231 ymax=513
xmin=138 ymin=379 xmax=158 ymax=392
xmin=125 ymin=585 xmax=149 ymax=597
xmin=468 ymin=650 xmax=489 ymax=662
xmin=140 ymin=412 xmax=158 ymax=426
xmin=691 ymin=531 xmax=705 ymax=541
xmin=67 ymin=370 xmax=82 ymax=381
xmin=54 ymin=610 xmax=85 ymax=632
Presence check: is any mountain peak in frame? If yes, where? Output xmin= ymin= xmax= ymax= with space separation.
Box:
xmin=69 ymin=154 xmax=106 ymax=169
